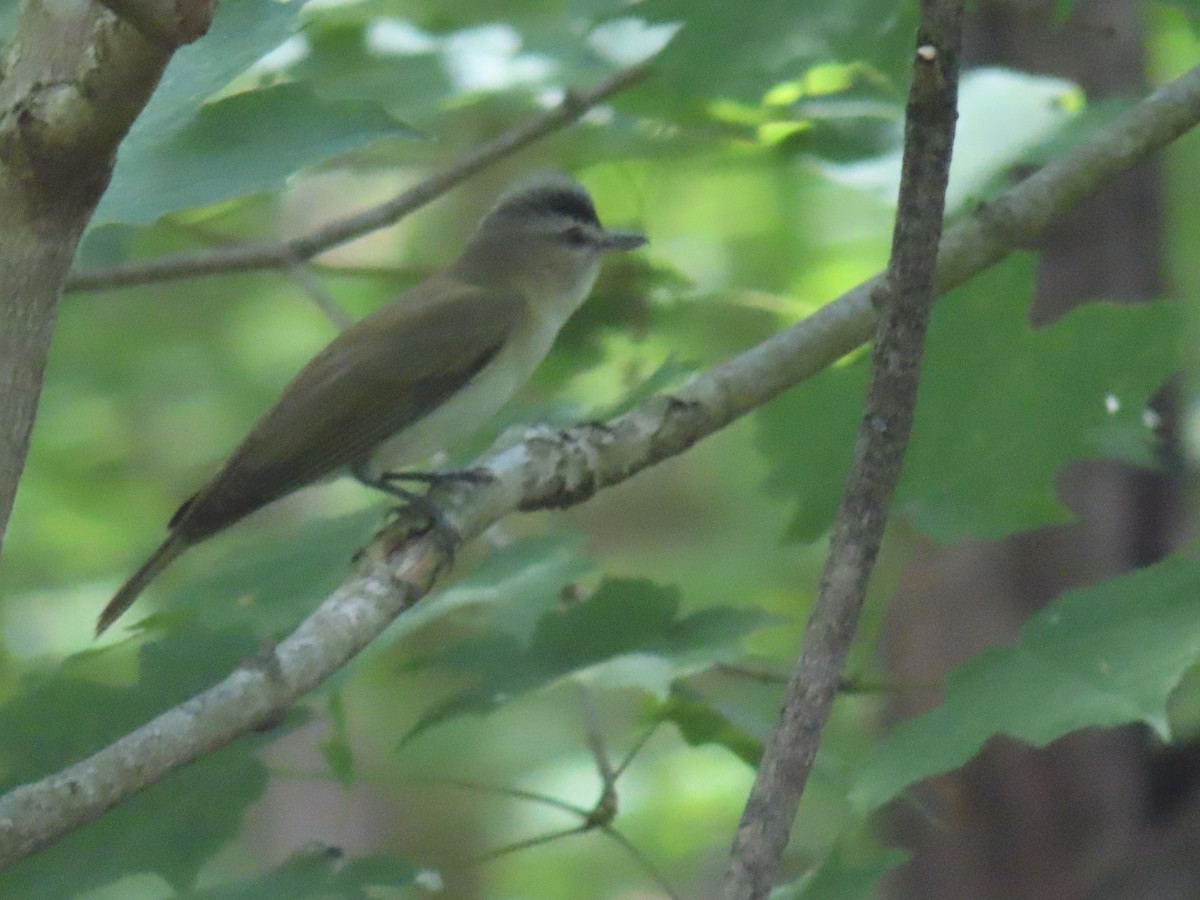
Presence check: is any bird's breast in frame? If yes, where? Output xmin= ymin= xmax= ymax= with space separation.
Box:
xmin=363 ymin=304 xmax=574 ymax=477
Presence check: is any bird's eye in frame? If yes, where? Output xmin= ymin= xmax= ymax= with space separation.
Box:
xmin=562 ymin=224 xmax=590 ymax=247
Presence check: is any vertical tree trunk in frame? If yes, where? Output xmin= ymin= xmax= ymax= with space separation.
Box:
xmin=0 ymin=0 xmax=214 ymax=556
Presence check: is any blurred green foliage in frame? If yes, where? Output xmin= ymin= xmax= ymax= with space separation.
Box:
xmin=850 ymin=554 xmax=1200 ymax=812
xmin=1 ymin=0 xmax=1199 ymax=898
xmin=758 ymin=256 xmax=1181 ymax=543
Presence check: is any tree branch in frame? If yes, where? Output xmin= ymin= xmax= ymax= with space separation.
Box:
xmin=64 ymin=60 xmax=654 ymax=293
xmin=0 ymin=1 xmax=214 ymax=558
xmin=93 ymin=0 xmax=215 ymax=48
xmin=3 ymin=52 xmax=1200 ymax=872
xmin=723 ymin=3 xmax=963 ymax=897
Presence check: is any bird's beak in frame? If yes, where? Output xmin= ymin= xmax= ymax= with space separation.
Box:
xmin=598 ymin=229 xmax=647 ymax=252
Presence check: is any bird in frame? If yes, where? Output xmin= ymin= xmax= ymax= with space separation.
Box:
xmin=96 ymin=174 xmax=646 ymax=635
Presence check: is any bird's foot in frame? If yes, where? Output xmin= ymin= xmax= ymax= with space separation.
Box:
xmin=355 ymin=464 xmax=490 ymax=563
xmin=379 ymin=467 xmax=494 ymax=490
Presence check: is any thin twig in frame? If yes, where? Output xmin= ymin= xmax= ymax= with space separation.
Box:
xmin=722 ymin=4 xmax=965 ymax=898
xmin=65 ymin=61 xmax=654 ymax=293
xmin=306 ymin=261 xmax=427 ymax=280
xmin=476 ymin=819 xmax=685 ymax=900
xmin=461 ymin=698 xmax=683 ymax=900
xmin=455 ymin=692 xmax=677 ymax=894
xmin=474 ymin=824 xmax=590 ymax=863
xmin=285 ymin=257 xmax=354 ymax=330
xmin=425 ymin=778 xmax=592 ymax=819
xmin=714 ymin=662 xmax=789 ymax=684
xmin=613 ymin=722 xmax=661 ymax=780
xmin=579 ymin=685 xmax=617 ymax=786
xmin=716 ymin=662 xmax=937 ymax=694
xmin=838 ymin=675 xmax=941 ymax=695
xmin=603 ymin=826 xmax=688 ymax=900
xmin=576 ymin=685 xmax=619 ymax=829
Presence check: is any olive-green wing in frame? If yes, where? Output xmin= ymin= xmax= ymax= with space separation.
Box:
xmin=173 ymin=278 xmax=527 ymax=540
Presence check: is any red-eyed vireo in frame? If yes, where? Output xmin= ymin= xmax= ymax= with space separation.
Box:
xmin=96 ymin=175 xmax=646 ymax=635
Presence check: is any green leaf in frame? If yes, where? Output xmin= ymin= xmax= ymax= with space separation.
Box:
xmin=1163 ymin=0 xmax=1200 ymax=28
xmin=656 ymin=686 xmax=764 ymax=766
xmin=91 ymin=0 xmax=299 ymax=226
xmin=633 ymin=0 xmax=914 ymax=102
xmin=757 ymin=255 xmax=1180 ymax=543
xmin=756 ymin=356 xmax=866 ymax=542
xmin=0 ymin=627 xmax=279 ymax=895
xmin=320 ymin=735 xmax=356 ymax=788
xmin=393 ymin=534 xmax=594 ymax=645
xmin=1054 ymin=0 xmax=1076 ymax=21
xmin=138 ymin=0 xmax=301 ymax=133
xmin=334 ymin=854 xmax=423 ymax=893
xmin=900 ymin=256 xmax=1179 ymax=540
xmin=849 ymin=554 xmax=1200 ymax=811
xmin=0 ymin=0 xmax=18 ymax=48
xmin=294 ymin=19 xmax=454 ymax=117
xmin=159 ymin=511 xmax=380 ymax=636
xmin=182 ymin=845 xmax=416 ymax=899
xmin=320 ymin=690 xmax=356 ymax=786
xmin=401 ymin=578 xmax=777 ymax=742
xmin=95 ymin=82 xmax=418 ymax=226
xmin=592 ymin=354 xmax=697 ymax=419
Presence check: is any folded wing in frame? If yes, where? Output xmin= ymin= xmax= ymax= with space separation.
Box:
xmin=172 ymin=278 xmax=527 ymax=541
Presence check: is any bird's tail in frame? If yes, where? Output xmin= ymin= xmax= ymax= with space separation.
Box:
xmin=95 ymin=532 xmax=190 ymax=636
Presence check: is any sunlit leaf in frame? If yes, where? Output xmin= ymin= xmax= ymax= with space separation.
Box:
xmin=817 ymin=69 xmax=1082 ymax=211
xmin=632 ymin=0 xmax=914 ymax=102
